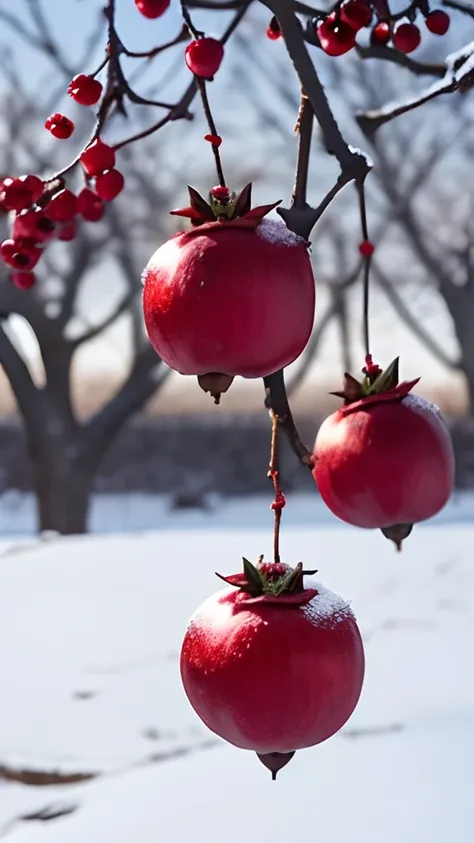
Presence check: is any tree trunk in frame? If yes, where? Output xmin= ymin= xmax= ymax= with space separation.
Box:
xmin=32 ymin=452 xmax=96 ymax=535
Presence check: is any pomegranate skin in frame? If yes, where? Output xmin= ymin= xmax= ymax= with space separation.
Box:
xmin=142 ymin=218 xmax=315 ymax=378
xmin=180 ymin=580 xmax=364 ymax=753
xmin=313 ymin=393 xmax=455 ymax=529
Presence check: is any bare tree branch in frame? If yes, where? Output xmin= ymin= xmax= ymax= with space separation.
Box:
xmin=0 ymin=323 xmax=38 ymax=421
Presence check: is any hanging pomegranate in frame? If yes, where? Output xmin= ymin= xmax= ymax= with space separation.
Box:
xmin=312 ymin=357 xmax=455 ymax=548
xmin=180 ymin=557 xmax=365 ymax=779
xmin=142 ymin=184 xmax=315 ymax=402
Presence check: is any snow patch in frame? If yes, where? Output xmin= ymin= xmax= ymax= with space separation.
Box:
xmin=301 ymin=578 xmax=355 ymax=626
xmin=348 ymin=145 xmax=373 ymax=169
xmin=402 ymin=393 xmax=444 ymax=422
xmin=256 ymin=218 xmax=305 ymax=247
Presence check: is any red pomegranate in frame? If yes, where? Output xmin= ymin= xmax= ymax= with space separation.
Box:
xmin=181 ymin=558 xmax=364 ymax=778
xmin=142 ymin=184 xmax=315 ymax=400
xmin=313 ymin=358 xmax=455 ymax=548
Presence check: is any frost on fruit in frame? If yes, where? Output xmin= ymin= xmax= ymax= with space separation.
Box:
xmin=255 ymin=218 xmax=306 ymax=248
xmin=301 ymin=578 xmax=355 ymax=627
xmin=402 ymin=393 xmax=444 ymax=421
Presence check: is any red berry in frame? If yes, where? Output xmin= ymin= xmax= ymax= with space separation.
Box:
xmin=185 ymin=38 xmax=224 ymax=79
xmin=266 ymin=15 xmax=281 ymax=39
xmin=68 ymin=74 xmax=103 ymax=106
xmin=181 ymin=567 xmax=364 ymax=763
xmin=313 ymin=382 xmax=454 ymax=538
xmin=13 ymin=209 xmax=55 ymax=243
xmin=11 ymin=271 xmax=36 ymax=290
xmin=370 ymin=21 xmax=391 ymax=45
xmin=143 ymin=201 xmax=315 ymax=378
xmin=210 ymin=185 xmax=230 ymax=200
xmin=134 ymin=0 xmax=170 ymax=18
xmin=57 ymin=221 xmax=77 ymax=242
xmin=44 ymin=113 xmax=75 ymax=139
xmin=359 ymin=239 xmax=375 ymax=257
xmin=425 ymin=9 xmax=450 ymax=35
xmin=340 ymin=0 xmax=372 ymax=31
xmin=392 ymin=22 xmax=421 ymax=53
xmin=204 ymin=134 xmax=222 ymax=147
xmin=317 ymin=15 xmax=357 ymax=56
xmin=95 ymin=169 xmax=125 ymax=201
xmin=0 ymin=178 xmax=33 ymax=212
xmin=80 ymin=138 xmax=116 ymax=176
xmin=77 ymin=188 xmax=104 ymax=222
xmin=0 ymin=239 xmax=42 ymax=271
xmin=19 ymin=175 xmax=44 ymax=203
xmin=45 ymin=189 xmax=78 ymax=222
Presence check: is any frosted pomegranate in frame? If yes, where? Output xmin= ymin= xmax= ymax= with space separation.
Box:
xmin=181 ymin=558 xmax=365 ymax=778
xmin=313 ymin=357 xmax=455 ymax=548
xmin=142 ymin=184 xmax=315 ymax=401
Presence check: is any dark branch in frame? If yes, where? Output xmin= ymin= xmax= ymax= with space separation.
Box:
xmin=264 ymin=370 xmax=313 ymax=468
xmin=355 ymin=44 xmax=446 ymax=78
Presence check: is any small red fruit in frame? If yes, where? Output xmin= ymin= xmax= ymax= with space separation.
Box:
xmin=57 ymin=221 xmax=77 ymax=242
xmin=95 ymin=169 xmax=125 ymax=201
xmin=0 ymin=239 xmax=42 ymax=271
xmin=266 ymin=15 xmax=281 ymax=39
xmin=0 ymin=177 xmax=37 ymax=212
xmin=142 ymin=184 xmax=315 ymax=380
xmin=359 ymin=239 xmax=375 ymax=257
xmin=134 ymin=0 xmax=170 ymax=17
xmin=392 ymin=22 xmax=421 ymax=53
xmin=313 ymin=361 xmax=454 ymax=548
xmin=181 ymin=560 xmax=364 ymax=776
xmin=68 ymin=73 xmax=103 ymax=106
xmin=317 ymin=14 xmax=357 ymax=57
xmin=45 ymin=189 xmax=78 ymax=222
xmin=19 ymin=174 xmax=44 ymax=203
xmin=13 ymin=209 xmax=55 ymax=243
xmin=185 ymin=38 xmax=224 ymax=78
xmin=77 ymin=188 xmax=104 ymax=222
xmin=425 ymin=9 xmax=450 ymax=35
xmin=370 ymin=21 xmax=391 ymax=45
xmin=340 ymin=0 xmax=372 ymax=31
xmin=45 ymin=113 xmax=75 ymax=139
xmin=11 ymin=271 xmax=36 ymax=290
xmin=80 ymin=139 xmax=116 ymax=176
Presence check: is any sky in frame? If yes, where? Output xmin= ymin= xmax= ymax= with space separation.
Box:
xmin=0 ymin=0 xmax=468 ymax=394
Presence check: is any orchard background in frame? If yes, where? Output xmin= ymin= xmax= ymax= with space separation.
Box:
xmin=0 ymin=0 xmax=473 ymax=838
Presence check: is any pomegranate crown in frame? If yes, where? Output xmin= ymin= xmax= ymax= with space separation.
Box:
xmin=169 ymin=182 xmax=281 ymax=227
xmin=331 ymin=356 xmax=420 ymax=406
xmin=216 ymin=556 xmax=317 ymax=598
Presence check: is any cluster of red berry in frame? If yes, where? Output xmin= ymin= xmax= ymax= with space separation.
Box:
xmin=0 ymin=72 xmax=124 ymax=290
xmin=267 ymin=1 xmax=450 ymax=56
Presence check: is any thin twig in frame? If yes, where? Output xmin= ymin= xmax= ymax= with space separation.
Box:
xmin=268 ymin=412 xmax=286 ymax=564
xmin=357 ymin=179 xmax=372 ymax=356
xmin=197 ymin=78 xmax=226 ymax=186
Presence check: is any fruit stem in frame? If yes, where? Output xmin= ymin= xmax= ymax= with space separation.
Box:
xmin=357 ymin=177 xmax=372 ymax=357
xmin=268 ymin=411 xmax=286 ymax=564
xmin=197 ymin=78 xmax=226 ymax=188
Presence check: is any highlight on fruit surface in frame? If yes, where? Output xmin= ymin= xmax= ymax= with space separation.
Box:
xmin=312 ymin=357 xmax=455 ymax=549
xmin=180 ymin=557 xmax=365 ymax=778
xmin=142 ymin=183 xmax=315 ymax=402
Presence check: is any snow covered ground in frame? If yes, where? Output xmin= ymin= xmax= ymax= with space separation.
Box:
xmin=0 ymin=512 xmax=473 ymax=842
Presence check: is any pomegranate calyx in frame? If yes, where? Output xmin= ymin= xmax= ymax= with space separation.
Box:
xmin=331 ymin=357 xmax=420 ymax=408
xmin=169 ymin=182 xmax=282 ymax=229
xmin=381 ymin=523 xmax=413 ymax=551
xmin=197 ymin=373 xmax=234 ymax=404
xmin=256 ymin=751 xmax=296 ymax=780
xmin=216 ymin=557 xmax=317 ymax=599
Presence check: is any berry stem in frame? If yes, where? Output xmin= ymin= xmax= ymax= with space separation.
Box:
xmin=268 ymin=411 xmax=286 ymax=564
xmin=292 ymin=89 xmax=313 ymax=210
xmin=357 ymin=178 xmax=371 ymax=357
xmin=180 ymin=0 xmax=204 ymax=38
xmin=197 ymin=77 xmax=226 ymax=187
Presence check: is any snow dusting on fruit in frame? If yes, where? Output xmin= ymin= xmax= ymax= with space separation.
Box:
xmin=256 ymin=218 xmax=306 ymax=247
xmin=301 ymin=579 xmax=355 ymax=627
xmin=402 ymin=393 xmax=443 ymax=421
